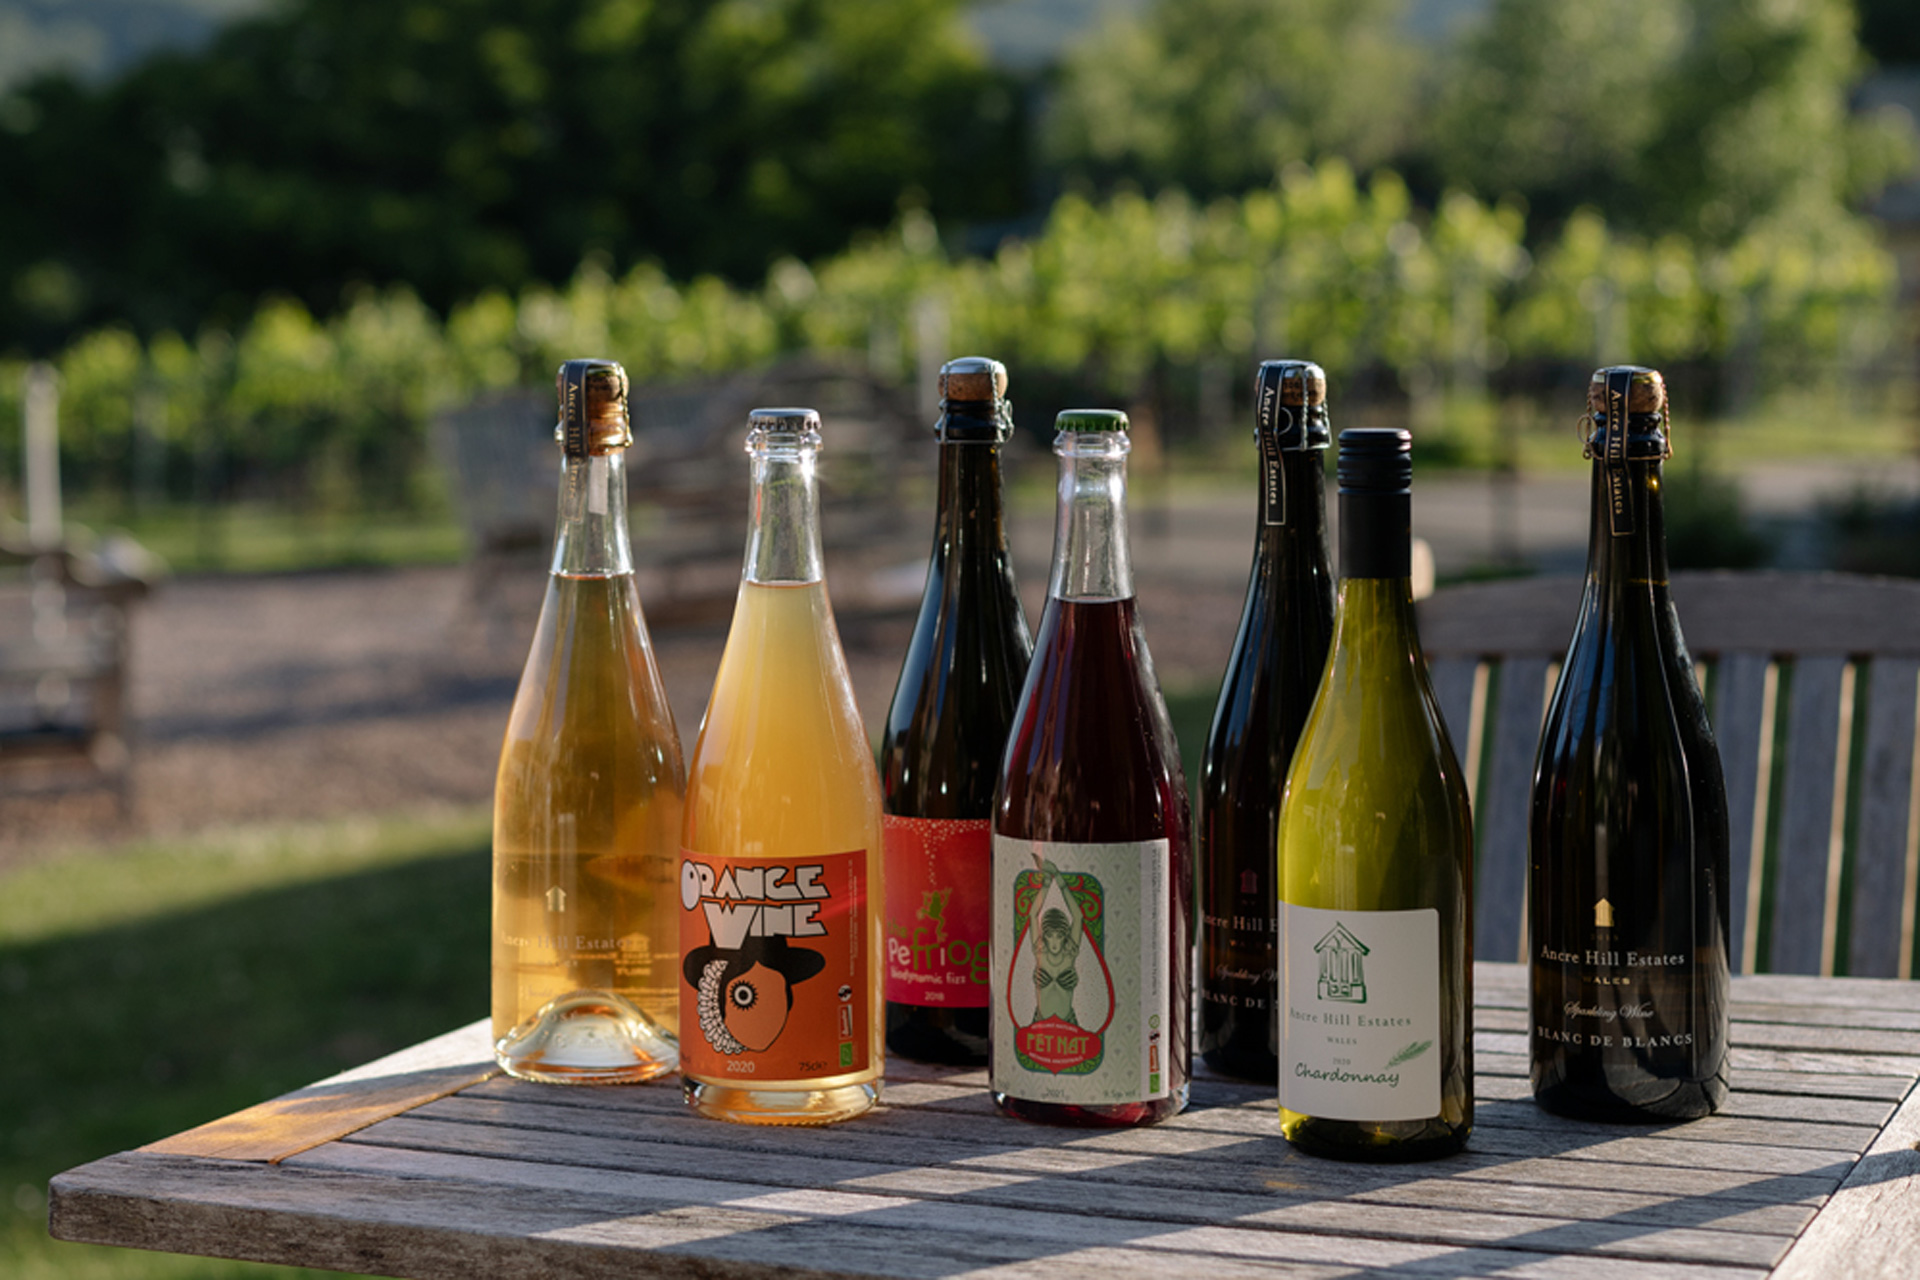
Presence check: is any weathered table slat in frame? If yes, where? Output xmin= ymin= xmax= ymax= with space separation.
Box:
xmin=50 ymin=963 xmax=1920 ymax=1279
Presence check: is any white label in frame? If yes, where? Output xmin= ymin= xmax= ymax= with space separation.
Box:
xmin=990 ymin=836 xmax=1171 ymax=1105
xmin=588 ymin=455 xmax=609 ymax=516
xmin=1280 ymin=902 xmax=1440 ymax=1121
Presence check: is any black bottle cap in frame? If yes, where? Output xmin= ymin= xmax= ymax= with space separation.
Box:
xmin=1254 ymin=359 xmax=1331 ymax=451
xmin=1337 ymin=428 xmax=1412 ymax=495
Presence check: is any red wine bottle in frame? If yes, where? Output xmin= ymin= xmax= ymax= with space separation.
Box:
xmin=880 ymin=358 xmax=1033 ymax=1065
xmin=991 ymin=408 xmax=1191 ymax=1128
xmin=1199 ymin=360 xmax=1336 ymax=1081
xmin=1530 ymin=366 xmax=1731 ymax=1121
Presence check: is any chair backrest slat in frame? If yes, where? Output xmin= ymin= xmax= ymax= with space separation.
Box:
xmin=1710 ymin=652 xmax=1774 ymax=974
xmin=1477 ymin=657 xmax=1551 ymax=963
xmin=1428 ymin=657 xmax=1483 ymax=807
xmin=1848 ymin=658 xmax=1920 ymax=979
xmin=1767 ymin=655 xmax=1851 ymax=974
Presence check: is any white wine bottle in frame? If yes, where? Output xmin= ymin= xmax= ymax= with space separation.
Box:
xmin=492 ymin=359 xmax=685 ymax=1083
xmin=1276 ymin=427 xmax=1473 ymax=1161
xmin=1529 ymin=366 xmax=1730 ymax=1121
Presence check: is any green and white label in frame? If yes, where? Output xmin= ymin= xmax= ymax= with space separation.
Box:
xmin=1280 ymin=902 xmax=1440 ymax=1121
xmin=990 ymin=836 xmax=1171 ymax=1106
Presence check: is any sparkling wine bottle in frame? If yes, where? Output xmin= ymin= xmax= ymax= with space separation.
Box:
xmin=991 ymin=408 xmax=1192 ymax=1128
xmin=1199 ymin=359 xmax=1336 ymax=1081
xmin=1277 ymin=427 xmax=1474 ymax=1161
xmin=678 ymin=407 xmax=885 ymax=1125
xmin=1530 ymin=366 xmax=1731 ymax=1121
xmin=492 ymin=359 xmax=685 ymax=1083
xmin=880 ymin=358 xmax=1033 ymax=1065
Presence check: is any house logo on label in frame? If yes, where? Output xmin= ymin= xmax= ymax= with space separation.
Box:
xmin=1314 ymin=923 xmax=1370 ymax=1003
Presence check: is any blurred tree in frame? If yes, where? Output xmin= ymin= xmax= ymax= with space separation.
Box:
xmin=1042 ymin=0 xmax=1418 ymax=198
xmin=1426 ymin=0 xmax=1916 ymax=241
xmin=0 ymin=0 xmax=1024 ymax=354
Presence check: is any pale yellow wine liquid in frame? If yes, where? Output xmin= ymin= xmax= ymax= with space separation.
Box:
xmin=493 ymin=573 xmax=685 ymax=1082
xmin=682 ymin=579 xmax=885 ymax=1123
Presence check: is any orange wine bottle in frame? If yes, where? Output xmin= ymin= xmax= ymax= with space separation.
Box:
xmin=678 ymin=408 xmax=885 ymax=1125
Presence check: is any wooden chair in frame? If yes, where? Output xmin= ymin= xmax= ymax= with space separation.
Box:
xmin=1419 ymin=571 xmax=1920 ymax=978
xmin=0 ymin=531 xmax=151 ymax=815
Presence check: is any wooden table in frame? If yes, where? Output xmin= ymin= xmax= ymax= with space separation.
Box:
xmin=50 ymin=963 xmax=1920 ymax=1279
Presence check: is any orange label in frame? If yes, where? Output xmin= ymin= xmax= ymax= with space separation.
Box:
xmin=677 ymin=848 xmax=871 ymax=1083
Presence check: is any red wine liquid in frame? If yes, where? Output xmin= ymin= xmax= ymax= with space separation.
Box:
xmin=993 ymin=595 xmax=1191 ymax=1126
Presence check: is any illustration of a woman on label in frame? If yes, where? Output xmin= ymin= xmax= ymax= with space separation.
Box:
xmin=1007 ymin=860 xmax=1113 ymax=1074
xmin=684 ymin=933 xmax=825 ymax=1055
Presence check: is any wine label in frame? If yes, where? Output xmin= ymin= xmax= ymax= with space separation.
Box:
xmin=883 ymin=816 xmax=991 ymax=1008
xmin=677 ymin=848 xmax=871 ymax=1083
xmin=1533 ymin=935 xmax=1700 ymax=1052
xmin=990 ymin=836 xmax=1171 ymax=1105
xmin=1280 ymin=902 xmax=1440 ymax=1122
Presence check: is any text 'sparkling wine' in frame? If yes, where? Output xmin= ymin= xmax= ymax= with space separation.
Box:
xmin=880 ymin=358 xmax=1033 ymax=1065
xmin=1530 ymin=366 xmax=1730 ymax=1122
xmin=1200 ymin=359 xmax=1336 ymax=1081
xmin=492 ymin=360 xmax=685 ymax=1083
xmin=1277 ymin=427 xmax=1473 ymax=1161
xmin=678 ymin=408 xmax=885 ymax=1125
xmin=992 ymin=409 xmax=1192 ymax=1127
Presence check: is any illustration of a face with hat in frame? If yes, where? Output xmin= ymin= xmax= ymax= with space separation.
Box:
xmin=685 ymin=932 xmax=826 ymax=1055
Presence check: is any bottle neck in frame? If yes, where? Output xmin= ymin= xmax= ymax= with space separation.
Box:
xmin=1257 ymin=450 xmax=1331 ymax=567
xmin=1584 ymin=458 xmax=1670 ymax=591
xmin=933 ymin=440 xmax=1013 ymax=571
xmin=1047 ymin=431 xmax=1134 ymax=601
xmin=743 ymin=436 xmax=825 ymax=585
xmin=551 ymin=451 xmax=633 ymax=577
xmin=1338 ymin=487 xmax=1410 ymax=582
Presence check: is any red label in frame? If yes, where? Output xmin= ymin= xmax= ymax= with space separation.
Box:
xmin=678 ymin=849 xmax=870 ymax=1083
xmin=883 ymin=815 xmax=991 ymax=1008
xmin=1014 ymin=1016 xmax=1104 ymax=1073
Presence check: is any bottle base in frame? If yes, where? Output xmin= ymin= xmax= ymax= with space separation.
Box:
xmin=1532 ymin=1075 xmax=1728 ymax=1123
xmin=992 ymin=1086 xmax=1189 ymax=1128
xmin=1199 ymin=1040 xmax=1277 ymax=1083
xmin=494 ymin=991 xmax=678 ymax=1084
xmin=684 ymin=1078 xmax=881 ymax=1125
xmin=886 ymin=1002 xmax=989 ymax=1066
xmin=1279 ymin=1111 xmax=1471 ymax=1162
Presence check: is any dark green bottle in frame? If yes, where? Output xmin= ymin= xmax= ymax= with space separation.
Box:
xmin=1529 ymin=366 xmax=1731 ymax=1121
xmin=879 ymin=357 xmax=1033 ymax=1064
xmin=1199 ymin=360 xmax=1336 ymax=1081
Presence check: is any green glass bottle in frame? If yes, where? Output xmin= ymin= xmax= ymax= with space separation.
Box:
xmin=1276 ymin=427 xmax=1474 ymax=1161
xmin=1529 ymin=366 xmax=1730 ymax=1122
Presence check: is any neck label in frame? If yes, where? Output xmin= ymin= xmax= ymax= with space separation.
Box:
xmin=1260 ymin=427 xmax=1287 ymax=526
xmin=1602 ymin=369 xmax=1634 ymax=538
xmin=561 ymin=364 xmax=589 ymax=458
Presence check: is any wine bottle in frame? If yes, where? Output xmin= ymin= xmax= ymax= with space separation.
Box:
xmin=678 ymin=407 xmax=885 ymax=1125
xmin=492 ymin=359 xmax=686 ymax=1083
xmin=991 ymin=408 xmax=1192 ymax=1127
xmin=1530 ymin=366 xmax=1731 ymax=1121
xmin=880 ymin=357 xmax=1034 ymax=1064
xmin=1199 ymin=359 xmax=1336 ymax=1081
xmin=1277 ymin=427 xmax=1473 ymax=1161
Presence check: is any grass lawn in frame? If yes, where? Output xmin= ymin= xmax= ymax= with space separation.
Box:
xmin=0 ymin=809 xmax=491 ymax=1279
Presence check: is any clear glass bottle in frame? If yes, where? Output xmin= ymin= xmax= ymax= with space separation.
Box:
xmin=678 ymin=407 xmax=885 ymax=1125
xmin=1277 ymin=427 xmax=1474 ymax=1161
xmin=881 ymin=357 xmax=1033 ymax=1065
xmin=991 ymin=408 xmax=1192 ymax=1127
xmin=1200 ymin=359 xmax=1337 ymax=1081
xmin=1530 ymin=365 xmax=1731 ymax=1121
xmin=492 ymin=358 xmax=685 ymax=1083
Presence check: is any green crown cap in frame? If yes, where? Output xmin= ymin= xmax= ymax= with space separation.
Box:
xmin=1054 ymin=408 xmax=1129 ymax=434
